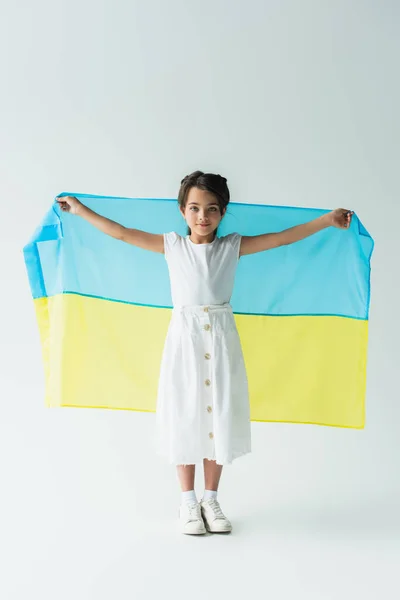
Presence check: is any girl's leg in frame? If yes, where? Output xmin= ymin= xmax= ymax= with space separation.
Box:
xmin=176 ymin=464 xmax=196 ymax=492
xmin=201 ymin=459 xmax=232 ymax=532
xmin=203 ymin=459 xmax=223 ymax=492
xmin=177 ymin=465 xmax=206 ymax=534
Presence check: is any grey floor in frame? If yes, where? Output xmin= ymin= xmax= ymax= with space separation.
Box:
xmin=2 ymin=407 xmax=399 ymax=600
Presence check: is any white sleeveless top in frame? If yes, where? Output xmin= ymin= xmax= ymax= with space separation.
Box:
xmin=163 ymin=232 xmax=242 ymax=307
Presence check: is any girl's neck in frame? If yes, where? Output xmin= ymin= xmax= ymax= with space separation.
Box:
xmin=188 ymin=232 xmax=217 ymax=245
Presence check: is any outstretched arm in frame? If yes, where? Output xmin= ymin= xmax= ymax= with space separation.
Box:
xmin=56 ymin=196 xmax=164 ymax=253
xmin=239 ymin=209 xmax=354 ymax=257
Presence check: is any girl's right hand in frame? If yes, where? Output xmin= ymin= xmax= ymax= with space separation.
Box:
xmin=56 ymin=195 xmax=82 ymax=215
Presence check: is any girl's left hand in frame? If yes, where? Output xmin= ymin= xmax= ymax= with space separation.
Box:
xmin=329 ymin=208 xmax=354 ymax=229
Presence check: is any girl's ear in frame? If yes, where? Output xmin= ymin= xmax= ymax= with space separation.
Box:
xmin=179 ymin=206 xmax=186 ymax=218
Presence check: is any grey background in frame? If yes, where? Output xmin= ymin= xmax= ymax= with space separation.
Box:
xmin=1 ymin=1 xmax=399 ymax=598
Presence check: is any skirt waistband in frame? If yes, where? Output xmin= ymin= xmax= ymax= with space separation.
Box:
xmin=172 ymin=302 xmax=232 ymax=315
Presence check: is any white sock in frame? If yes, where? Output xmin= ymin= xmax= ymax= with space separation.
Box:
xmin=202 ymin=489 xmax=218 ymax=501
xmin=181 ymin=490 xmax=197 ymax=505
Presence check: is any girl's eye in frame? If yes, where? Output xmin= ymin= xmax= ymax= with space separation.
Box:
xmin=189 ymin=207 xmax=198 ymax=211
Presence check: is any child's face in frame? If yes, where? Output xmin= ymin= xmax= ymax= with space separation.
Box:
xmin=181 ymin=187 xmax=225 ymax=236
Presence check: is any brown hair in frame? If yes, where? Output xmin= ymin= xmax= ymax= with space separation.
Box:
xmin=178 ymin=170 xmax=230 ymax=235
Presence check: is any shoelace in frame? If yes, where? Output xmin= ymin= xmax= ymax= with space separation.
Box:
xmin=186 ymin=502 xmax=202 ymax=521
xmin=203 ymin=498 xmax=225 ymax=520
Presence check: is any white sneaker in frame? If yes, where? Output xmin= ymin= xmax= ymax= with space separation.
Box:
xmin=179 ymin=502 xmax=206 ymax=535
xmin=200 ymin=498 xmax=232 ymax=533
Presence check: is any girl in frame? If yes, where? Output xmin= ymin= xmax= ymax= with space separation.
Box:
xmin=56 ymin=171 xmax=353 ymax=536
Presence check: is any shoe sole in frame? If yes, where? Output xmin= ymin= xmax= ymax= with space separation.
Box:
xmin=204 ymin=523 xmax=232 ymax=533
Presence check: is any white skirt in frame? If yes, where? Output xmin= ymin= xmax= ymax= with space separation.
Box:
xmin=155 ymin=303 xmax=252 ymax=466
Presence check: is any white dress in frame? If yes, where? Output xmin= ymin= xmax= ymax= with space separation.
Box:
xmin=155 ymin=232 xmax=251 ymax=466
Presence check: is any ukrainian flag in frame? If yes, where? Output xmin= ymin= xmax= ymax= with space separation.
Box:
xmin=23 ymin=193 xmax=373 ymax=428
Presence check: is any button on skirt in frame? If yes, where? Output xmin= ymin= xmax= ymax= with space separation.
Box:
xmin=155 ymin=303 xmax=251 ymax=466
